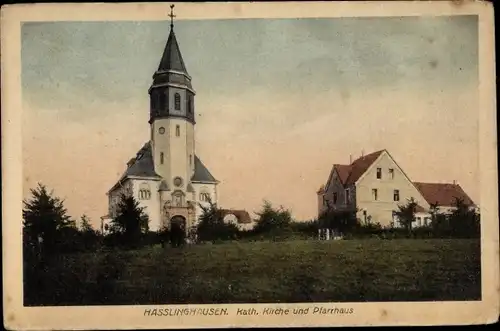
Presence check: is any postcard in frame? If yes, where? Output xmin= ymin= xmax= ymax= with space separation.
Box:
xmin=1 ymin=1 xmax=498 ymax=329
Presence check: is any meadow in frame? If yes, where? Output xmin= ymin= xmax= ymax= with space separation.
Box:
xmin=24 ymin=238 xmax=481 ymax=306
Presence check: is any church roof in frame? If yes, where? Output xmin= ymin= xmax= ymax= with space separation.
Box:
xmin=191 ymin=155 xmax=218 ymax=183
xmin=108 ymin=142 xmax=161 ymax=193
xmin=157 ymin=28 xmax=188 ymax=75
xmin=122 ymin=142 xmax=161 ymax=179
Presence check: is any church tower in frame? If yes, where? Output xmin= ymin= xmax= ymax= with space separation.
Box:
xmin=104 ymin=5 xmax=219 ymax=235
xmin=149 ymin=5 xmax=197 ymax=229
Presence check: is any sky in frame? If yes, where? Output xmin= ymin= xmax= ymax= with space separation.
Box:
xmin=21 ymin=15 xmax=479 ymax=227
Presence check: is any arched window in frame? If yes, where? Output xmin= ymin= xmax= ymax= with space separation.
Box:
xmin=160 ymin=152 xmax=164 ymax=164
xmin=199 ymin=187 xmax=211 ymax=202
xmin=187 ymin=94 xmax=192 ymax=114
xmin=139 ymin=183 xmax=151 ymax=200
xmin=174 ymin=93 xmax=181 ymax=110
xmin=159 ymin=91 xmax=166 ymax=111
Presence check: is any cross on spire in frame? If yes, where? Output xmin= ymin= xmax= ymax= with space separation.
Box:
xmin=169 ymin=4 xmax=176 ymax=29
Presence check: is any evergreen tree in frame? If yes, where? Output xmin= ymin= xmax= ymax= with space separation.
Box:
xmin=79 ymin=214 xmax=95 ymax=233
xmin=253 ymin=200 xmax=293 ymax=236
xmin=111 ymin=193 xmax=149 ymax=248
xmin=22 ymin=183 xmax=72 ymax=256
xmin=196 ymin=197 xmax=239 ymax=243
xmin=78 ymin=214 xmax=100 ymax=251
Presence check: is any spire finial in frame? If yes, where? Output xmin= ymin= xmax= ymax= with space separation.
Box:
xmin=168 ymin=4 xmax=176 ymax=29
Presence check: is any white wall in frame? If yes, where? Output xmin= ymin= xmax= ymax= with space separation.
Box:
xmin=355 ymin=151 xmax=430 ymax=227
xmin=192 ymin=182 xmax=218 ymax=222
xmin=131 ymin=179 xmax=162 ymax=232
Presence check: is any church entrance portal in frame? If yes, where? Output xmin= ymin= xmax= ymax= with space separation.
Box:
xmin=170 ymin=215 xmax=186 ymax=248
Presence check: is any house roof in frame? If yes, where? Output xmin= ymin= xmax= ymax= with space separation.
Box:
xmin=221 ymin=209 xmax=252 ymax=224
xmin=413 ymin=182 xmax=475 ymax=207
xmin=328 ymin=150 xmax=385 ymax=188
xmin=334 ymin=164 xmax=351 ymax=185
xmin=191 ymin=155 xmax=218 ymax=183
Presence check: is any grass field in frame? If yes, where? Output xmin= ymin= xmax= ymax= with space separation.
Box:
xmin=25 ymin=239 xmax=481 ymax=306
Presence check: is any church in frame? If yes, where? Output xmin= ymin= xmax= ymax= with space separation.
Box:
xmin=101 ymin=8 xmax=220 ymax=234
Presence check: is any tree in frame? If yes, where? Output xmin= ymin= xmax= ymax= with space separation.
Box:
xmin=318 ymin=207 xmax=359 ymax=236
xmin=23 ymin=183 xmax=73 ymax=256
xmin=253 ymin=200 xmax=293 ymax=237
xmin=78 ymin=214 xmax=100 ymax=250
xmin=111 ymin=193 xmax=150 ymax=248
xmin=196 ymin=197 xmax=239 ymax=243
xmin=394 ymin=197 xmax=418 ymax=237
xmin=448 ymin=197 xmax=480 ymax=238
xmin=79 ymin=214 xmax=91 ymax=232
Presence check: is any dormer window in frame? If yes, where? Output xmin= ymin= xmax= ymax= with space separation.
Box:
xmin=174 ymin=93 xmax=181 ymax=110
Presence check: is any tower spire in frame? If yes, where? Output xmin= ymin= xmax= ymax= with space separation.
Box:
xmin=169 ymin=4 xmax=176 ymax=29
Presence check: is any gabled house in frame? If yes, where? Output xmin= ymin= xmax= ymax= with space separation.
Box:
xmin=317 ymin=149 xmax=476 ymax=228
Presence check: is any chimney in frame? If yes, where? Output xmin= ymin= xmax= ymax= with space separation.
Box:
xmin=349 ymin=154 xmax=352 ymax=164
xmin=361 ymin=149 xmax=365 ymax=158
xmin=453 ymin=180 xmax=456 ymax=185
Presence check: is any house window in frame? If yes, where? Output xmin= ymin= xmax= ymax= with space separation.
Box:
xmin=416 ymin=217 xmax=422 ymax=227
xmin=344 ymin=189 xmax=350 ymax=204
xmin=376 ymin=168 xmax=382 ymax=179
xmin=160 ymin=152 xmax=164 ymax=164
xmin=372 ymin=188 xmax=378 ymax=201
xmin=200 ymin=192 xmax=210 ymax=202
xmin=333 ymin=192 xmax=338 ymax=204
xmin=389 ymin=168 xmax=394 ymax=179
xmin=174 ymin=93 xmax=181 ymax=110
xmin=424 ymin=217 xmax=431 ymax=226
xmin=176 ymin=125 xmax=180 ymax=137
xmin=393 ymin=189 xmax=400 ymax=202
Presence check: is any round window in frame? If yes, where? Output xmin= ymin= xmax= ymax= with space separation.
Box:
xmin=173 ymin=177 xmax=183 ymax=187
xmin=159 ymin=127 xmax=165 ymax=134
